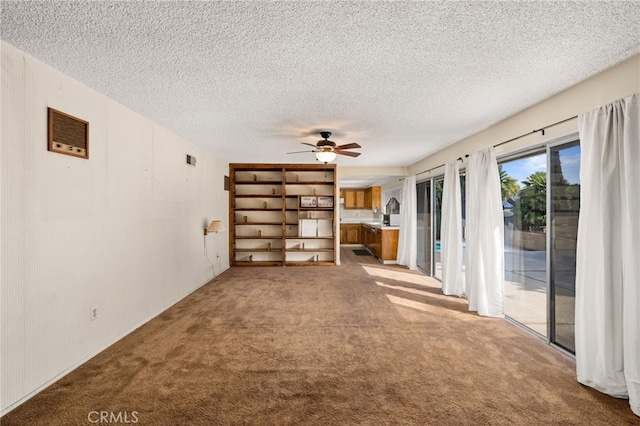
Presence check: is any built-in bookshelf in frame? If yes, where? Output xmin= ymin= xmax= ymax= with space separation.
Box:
xmin=229 ymin=163 xmax=337 ymax=266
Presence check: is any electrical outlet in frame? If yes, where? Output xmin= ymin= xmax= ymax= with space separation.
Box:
xmin=90 ymin=307 xmax=98 ymax=321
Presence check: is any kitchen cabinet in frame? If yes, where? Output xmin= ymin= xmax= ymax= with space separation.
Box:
xmin=343 ymin=189 xmax=366 ymax=209
xmin=342 ymin=186 xmax=381 ymax=210
xmin=361 ymin=224 xmax=399 ymax=262
xmin=340 ymin=223 xmax=361 ymax=244
xmin=362 ymin=225 xmax=380 ymax=258
xmin=370 ymin=186 xmax=381 ymax=211
xmin=344 ymin=190 xmax=356 ymax=208
xmin=380 ymin=228 xmax=399 ymax=261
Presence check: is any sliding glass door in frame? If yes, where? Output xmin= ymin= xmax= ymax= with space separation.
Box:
xmin=434 ymin=178 xmax=444 ymax=280
xmin=416 ymin=180 xmax=431 ymax=273
xmin=549 ymin=141 xmax=580 ymax=352
xmin=499 ymin=140 xmax=580 ymax=352
xmin=501 ymin=153 xmax=548 ymax=337
xmin=460 ymin=173 xmax=467 ymax=290
xmin=417 ymin=174 xmax=463 ymax=281
xmin=414 ymin=139 xmax=580 ymax=353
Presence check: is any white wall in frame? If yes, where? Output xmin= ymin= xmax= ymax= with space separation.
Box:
xmin=339 ymin=166 xmax=407 ymax=180
xmin=408 ymin=54 xmax=640 ymax=176
xmin=0 ymin=41 xmax=229 ymax=414
xmin=340 ymin=209 xmax=376 ymax=221
xmin=338 ymin=166 xmax=406 ymax=221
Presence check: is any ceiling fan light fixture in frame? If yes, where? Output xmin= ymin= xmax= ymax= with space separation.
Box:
xmin=288 ymin=130 xmax=360 ymax=161
xmin=316 ymin=150 xmax=337 ymax=163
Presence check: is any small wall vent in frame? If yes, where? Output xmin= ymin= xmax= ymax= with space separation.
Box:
xmin=186 ymin=154 xmax=196 ymax=166
xmin=48 ymin=107 xmax=89 ymax=159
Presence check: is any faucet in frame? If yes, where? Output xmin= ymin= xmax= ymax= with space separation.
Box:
xmin=371 ymin=208 xmax=381 ymax=223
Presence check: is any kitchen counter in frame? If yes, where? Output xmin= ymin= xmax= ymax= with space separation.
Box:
xmin=340 ymin=219 xmax=399 ymax=230
xmin=352 ymin=222 xmax=400 ymax=264
xmin=360 ymin=222 xmax=400 ymax=231
xmin=339 ymin=218 xmax=372 ymax=224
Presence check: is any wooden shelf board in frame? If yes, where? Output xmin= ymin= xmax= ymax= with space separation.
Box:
xmin=233 ymin=261 xmax=283 ymax=266
xmin=235 ymin=195 xmax=283 ymax=198
xmin=235 ymin=181 xmax=282 ymax=184
xmin=286 ymin=236 xmax=334 ymax=239
xmin=235 ymin=223 xmax=283 ymax=226
xmin=235 ymin=249 xmax=283 ymax=253
xmin=234 ymin=208 xmax=283 ymax=211
xmin=235 ymin=236 xmax=283 ymax=239
xmin=284 ymin=261 xmax=335 ymax=266
xmin=286 ymin=249 xmax=334 ymax=252
xmin=288 ymin=194 xmax=334 ymax=198
xmin=232 ymin=165 xmax=284 ymax=170
xmin=285 ymin=181 xmax=334 ymax=185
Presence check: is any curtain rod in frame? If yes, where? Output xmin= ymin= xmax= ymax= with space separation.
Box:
xmin=400 ymin=156 xmax=465 ymax=180
xmin=414 ymin=155 xmax=466 ymax=177
xmin=412 ymin=114 xmax=578 ymax=178
xmin=493 ymin=115 xmax=578 ymax=148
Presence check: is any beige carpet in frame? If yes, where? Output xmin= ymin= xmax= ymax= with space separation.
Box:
xmin=2 ymin=251 xmax=638 ymax=425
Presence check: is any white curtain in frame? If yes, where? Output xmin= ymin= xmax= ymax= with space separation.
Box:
xmin=576 ymin=93 xmax=639 ymax=417
xmin=441 ymin=161 xmax=464 ymax=296
xmin=397 ymin=175 xmax=417 ymax=270
xmin=466 ymin=148 xmax=504 ymax=317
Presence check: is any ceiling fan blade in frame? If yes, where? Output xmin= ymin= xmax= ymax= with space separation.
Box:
xmin=336 ymin=143 xmax=361 ymax=150
xmin=336 ymin=150 xmax=361 ymax=157
xmin=287 ymin=150 xmax=315 ymax=154
xmin=301 ymin=142 xmax=318 ymax=148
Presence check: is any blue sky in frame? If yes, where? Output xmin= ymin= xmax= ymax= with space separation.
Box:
xmin=556 ymin=145 xmax=581 ymax=184
xmin=500 ymin=145 xmax=581 ymax=187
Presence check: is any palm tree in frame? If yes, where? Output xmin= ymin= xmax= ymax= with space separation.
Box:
xmin=499 ymin=165 xmax=519 ymax=201
xmin=518 ymin=171 xmax=547 ymax=230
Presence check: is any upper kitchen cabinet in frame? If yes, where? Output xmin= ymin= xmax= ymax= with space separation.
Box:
xmin=343 ymin=188 xmax=366 ymax=209
xmin=341 ymin=187 xmax=381 ymax=210
xmin=369 ymin=186 xmax=381 ymax=211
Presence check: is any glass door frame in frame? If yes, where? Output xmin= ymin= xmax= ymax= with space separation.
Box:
xmin=497 ymin=132 xmax=579 ymax=355
xmin=417 ymin=133 xmax=579 ymax=354
xmin=546 ymin=134 xmax=580 ymax=355
xmin=416 ymin=170 xmax=459 ymax=279
xmin=416 ymin=175 xmax=441 ymax=277
xmin=499 ymin=148 xmax=548 ymax=339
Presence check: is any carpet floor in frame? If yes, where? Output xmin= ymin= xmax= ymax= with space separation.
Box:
xmin=2 ymin=251 xmax=638 ymax=425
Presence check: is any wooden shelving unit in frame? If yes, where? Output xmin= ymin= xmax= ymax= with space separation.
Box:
xmin=229 ymin=163 xmax=337 ymax=266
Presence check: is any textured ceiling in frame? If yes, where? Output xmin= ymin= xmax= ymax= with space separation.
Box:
xmin=2 ymin=1 xmax=640 ymax=169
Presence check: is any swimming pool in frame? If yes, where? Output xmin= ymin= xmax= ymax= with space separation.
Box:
xmin=434 ymin=241 xmax=467 ymax=253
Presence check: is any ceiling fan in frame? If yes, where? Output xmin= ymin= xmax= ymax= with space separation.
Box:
xmin=287 ymin=131 xmax=361 ymax=163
